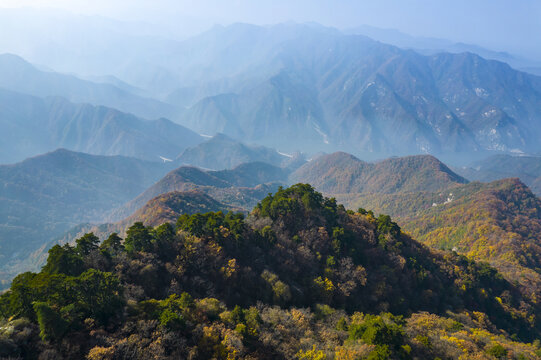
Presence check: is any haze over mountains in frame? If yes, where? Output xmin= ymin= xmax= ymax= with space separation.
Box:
xmin=169 ymin=23 xmax=541 ymax=157
xmin=0 ymin=53 xmax=177 ymax=120
xmin=0 ymin=88 xmax=202 ymax=164
xmin=2 ymin=18 xmax=541 ymax=160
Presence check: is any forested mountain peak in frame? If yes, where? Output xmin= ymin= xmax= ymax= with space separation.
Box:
xmin=1 ymin=184 xmax=539 ymax=358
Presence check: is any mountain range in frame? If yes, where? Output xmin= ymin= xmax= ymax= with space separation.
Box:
xmin=0 ymin=88 xmax=202 ymax=164
xmin=0 ymin=53 xmax=177 ymax=120
xmin=3 ymin=22 xmax=541 ymax=159
xmin=4 ymin=11 xmax=541 ymax=360
xmin=172 ymin=23 xmax=541 ymax=158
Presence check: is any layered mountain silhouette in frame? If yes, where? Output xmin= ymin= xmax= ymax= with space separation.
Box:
xmin=3 ymin=23 xmax=541 ymax=158
xmin=0 ymin=53 xmax=177 ymax=120
xmin=0 ymin=88 xmax=202 ymax=163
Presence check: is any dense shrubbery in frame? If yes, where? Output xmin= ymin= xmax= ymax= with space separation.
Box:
xmin=0 ymin=184 xmax=540 ymax=359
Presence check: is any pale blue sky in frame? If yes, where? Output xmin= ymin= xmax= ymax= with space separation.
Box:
xmin=1 ymin=0 xmax=540 ymax=58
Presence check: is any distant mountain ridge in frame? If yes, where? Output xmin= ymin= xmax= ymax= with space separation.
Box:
xmin=4 ymin=24 xmax=541 ymax=158
xmin=0 ymin=88 xmax=203 ymax=163
xmin=290 ymin=152 xmax=467 ymax=194
xmin=0 ymin=53 xmax=177 ymax=120
xmin=172 ymin=24 xmax=541 ymax=157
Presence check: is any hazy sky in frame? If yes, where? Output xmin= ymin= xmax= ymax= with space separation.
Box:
xmin=1 ymin=0 xmax=540 ymax=58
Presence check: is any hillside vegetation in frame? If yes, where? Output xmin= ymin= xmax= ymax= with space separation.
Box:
xmin=1 ymin=185 xmax=540 ymax=359
xmin=338 ymin=179 xmax=541 ymax=302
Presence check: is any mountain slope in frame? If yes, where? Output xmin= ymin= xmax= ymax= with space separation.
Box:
xmin=0 ymin=53 xmax=177 ymax=120
xmin=177 ymin=133 xmax=290 ymax=170
xmin=338 ymin=178 xmax=541 ymax=300
xmin=212 ymin=161 xmax=289 ymax=187
xmin=0 ymin=149 xmax=173 ymax=286
xmin=0 ymin=89 xmax=203 ymax=163
xmin=290 ymin=152 xmax=467 ymax=194
xmin=179 ymin=70 xmax=330 ymax=150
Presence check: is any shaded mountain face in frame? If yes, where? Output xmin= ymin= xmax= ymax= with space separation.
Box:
xmin=177 ymin=133 xmax=290 ymax=170
xmin=455 ymin=154 xmax=541 ymax=196
xmin=0 ymin=149 xmax=174 ymax=286
xmin=170 ymin=24 xmax=541 ymax=157
xmin=338 ymin=178 xmax=541 ymax=301
xmin=290 ymin=152 xmax=467 ymax=194
xmin=0 ymin=53 xmax=177 ymax=120
xmin=0 ymin=89 xmax=203 ymax=164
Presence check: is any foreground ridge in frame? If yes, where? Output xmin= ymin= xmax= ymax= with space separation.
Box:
xmin=1 ymin=184 xmax=540 ymax=359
